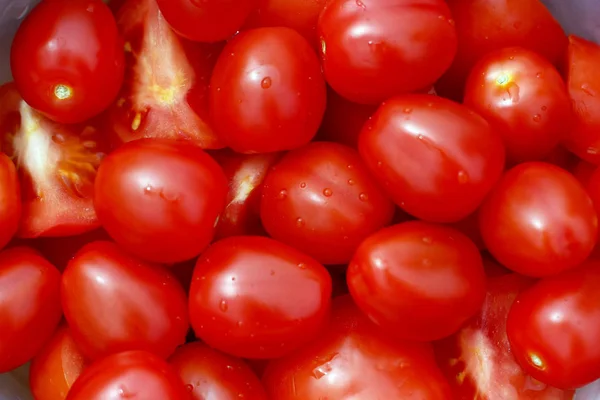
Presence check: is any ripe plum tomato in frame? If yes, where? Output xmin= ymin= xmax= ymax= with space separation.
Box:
xmin=209 ymin=27 xmax=326 ymax=154
xmin=437 ymin=0 xmax=567 ymax=100
xmin=0 ymin=83 xmax=107 ymax=238
xmin=10 ymin=0 xmax=125 ymax=124
xmin=29 ymin=325 xmax=87 ymax=400
xmin=563 ymin=36 xmax=600 ymax=164
xmin=94 ymin=138 xmax=227 ymax=264
xmin=262 ymin=295 xmax=453 ymax=399
xmin=108 ymin=0 xmax=224 ymax=148
xmin=0 ymin=247 xmax=62 ymax=373
xmin=358 ymin=95 xmax=506 ymax=223
xmin=464 ymin=47 xmax=572 ymax=164
xmin=0 ymin=154 xmax=20 ymax=250
xmin=507 ymin=261 xmax=600 ymax=389
xmin=317 ymin=0 xmax=457 ymax=104
xmin=169 ymin=342 xmax=267 ymax=400
xmin=189 ymin=236 xmax=332 ymax=359
xmin=61 ymin=241 xmax=189 ymax=361
xmin=479 ymin=162 xmax=598 ymax=277
xmin=260 ymin=142 xmax=395 ymax=265
xmin=65 ymin=351 xmax=191 ymax=400
xmin=156 ymin=0 xmax=255 ymax=43
xmin=347 ymin=221 xmax=487 ymax=342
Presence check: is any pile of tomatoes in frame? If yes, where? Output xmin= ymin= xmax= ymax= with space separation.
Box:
xmin=2 ymin=0 xmax=600 ymax=398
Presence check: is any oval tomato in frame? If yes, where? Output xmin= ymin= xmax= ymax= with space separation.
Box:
xmin=0 ymin=153 xmax=20 ymax=250
xmin=61 ymin=241 xmax=189 ymax=361
xmin=189 ymin=236 xmax=332 ymax=359
xmin=260 ymin=142 xmax=395 ymax=265
xmin=358 ymin=95 xmax=506 ymax=223
xmin=209 ymin=27 xmax=326 ymax=154
xmin=10 ymin=0 xmax=125 ymax=124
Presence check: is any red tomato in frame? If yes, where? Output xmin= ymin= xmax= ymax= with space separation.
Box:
xmin=65 ymin=351 xmax=191 ymax=399
xmin=169 ymin=342 xmax=267 ymax=400
xmin=572 ymin=158 xmax=597 ymax=187
xmin=479 ymin=162 xmax=598 ymax=277
xmin=209 ymin=27 xmax=326 ymax=154
xmin=563 ymin=36 xmax=600 ymax=164
xmin=61 ymin=241 xmax=189 ymax=360
xmin=262 ymin=295 xmax=453 ymax=399
xmin=0 ymin=83 xmax=107 ymax=238
xmin=260 ymin=142 xmax=395 ymax=265
xmin=108 ymin=0 xmax=224 ymax=148
xmin=189 ymin=236 xmax=332 ymax=359
xmin=94 ymin=138 xmax=227 ymax=264
xmin=507 ymin=261 xmax=600 ymax=389
xmin=436 ymin=0 xmax=567 ymax=100
xmin=347 ymin=221 xmax=487 ymax=341
xmin=10 ymin=0 xmax=125 ymax=124
xmin=0 ymin=247 xmax=62 ymax=373
xmin=317 ymin=0 xmax=457 ymax=104
xmin=464 ymin=47 xmax=572 ymax=163
xmin=358 ymin=95 xmax=506 ymax=223
xmin=0 ymin=153 xmax=21 ymax=250
xmin=29 ymin=325 xmax=87 ymax=400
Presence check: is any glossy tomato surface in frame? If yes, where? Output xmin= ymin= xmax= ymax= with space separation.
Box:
xmin=189 ymin=236 xmax=332 ymax=359
xmin=0 ymin=153 xmax=20 ymax=249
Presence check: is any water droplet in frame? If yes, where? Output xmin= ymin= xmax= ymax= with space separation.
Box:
xmin=261 ymin=77 xmax=272 ymax=89
xmin=347 ymin=179 xmax=355 ymax=186
xmin=323 ymin=188 xmax=333 ymax=197
xmin=457 ymin=170 xmax=469 ymax=184
xmin=508 ymin=56 xmax=514 ymax=60
xmin=185 ymin=384 xmax=194 ymax=392
xmin=237 ymin=321 xmax=244 ymax=327
xmin=541 ymin=105 xmax=547 ymax=111
xmin=422 ymin=237 xmax=433 ymax=244
xmin=581 ymin=84 xmax=596 ymax=97
xmin=296 ymin=217 xmax=305 ymax=228
xmin=278 ymin=189 xmax=288 ymax=200
xmin=300 ymin=182 xmax=307 ymax=189
xmin=219 ymin=300 xmax=228 ymax=312
xmin=376 ymin=161 xmax=383 ymax=168
xmin=355 ymin=0 xmax=366 ymax=9
xmin=403 ymin=107 xmax=412 ymax=114
xmin=358 ymin=193 xmax=369 ymax=201
xmin=447 ymin=18 xmax=455 ymax=26
xmin=347 ymin=164 xmax=354 ymax=169
xmin=144 ymin=185 xmax=153 ymax=194
xmin=532 ymin=114 xmax=542 ymax=122
xmin=417 ymin=134 xmax=425 ymax=140
xmin=298 ymin=263 xmax=306 ymax=269
xmin=536 ymin=72 xmax=542 ymax=78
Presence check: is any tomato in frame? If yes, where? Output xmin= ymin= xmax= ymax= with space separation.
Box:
xmin=572 ymin=158 xmax=597 ymax=187
xmin=317 ymin=0 xmax=457 ymax=104
xmin=169 ymin=342 xmax=267 ymax=400
xmin=10 ymin=0 xmax=125 ymax=124
xmin=0 ymin=153 xmax=21 ymax=250
xmin=563 ymin=36 xmax=600 ymax=164
xmin=260 ymin=142 xmax=395 ymax=265
xmin=347 ymin=221 xmax=487 ymax=341
xmin=479 ymin=162 xmax=598 ymax=277
xmin=61 ymin=241 xmax=189 ymax=361
xmin=507 ymin=260 xmax=600 ymax=389
xmin=436 ymin=0 xmax=567 ymax=100
xmin=358 ymin=95 xmax=506 ymax=223
xmin=94 ymin=138 xmax=227 ymax=264
xmin=209 ymin=27 xmax=326 ymax=154
xmin=262 ymin=295 xmax=453 ymax=399
xmin=29 ymin=325 xmax=87 ymax=400
xmin=0 ymin=247 xmax=62 ymax=373
xmin=65 ymin=351 xmax=191 ymax=399
xmin=464 ymin=47 xmax=572 ymax=164
xmin=108 ymin=0 xmax=224 ymax=148
xmin=189 ymin=236 xmax=332 ymax=359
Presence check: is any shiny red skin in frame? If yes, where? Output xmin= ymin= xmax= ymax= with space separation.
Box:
xmin=0 ymin=154 xmax=21 ymax=250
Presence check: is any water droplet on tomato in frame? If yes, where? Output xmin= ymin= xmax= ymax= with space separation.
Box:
xmin=457 ymin=170 xmax=469 ymax=184
xmin=536 ymin=72 xmax=542 ymax=78
xmin=323 ymin=188 xmax=333 ymax=197
xmin=355 ymin=0 xmax=366 ymax=9
xmin=219 ymin=300 xmax=228 ymax=312
xmin=403 ymin=108 xmax=412 ymax=114
xmin=347 ymin=164 xmax=354 ymax=169
xmin=422 ymin=236 xmax=433 ymax=244
xmin=358 ymin=193 xmax=369 ymax=201
xmin=298 ymin=263 xmax=306 ymax=269
xmin=541 ymin=105 xmax=547 ymax=111
xmin=296 ymin=217 xmax=305 ymax=228
xmin=278 ymin=189 xmax=288 ymax=200
xmin=532 ymin=114 xmax=542 ymax=122
xmin=300 ymin=182 xmax=307 ymax=189
xmin=347 ymin=179 xmax=355 ymax=186
xmin=144 ymin=185 xmax=153 ymax=194
xmin=185 ymin=384 xmax=194 ymax=392
xmin=261 ymin=77 xmax=272 ymax=89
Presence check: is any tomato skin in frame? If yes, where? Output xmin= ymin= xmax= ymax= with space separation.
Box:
xmin=61 ymin=241 xmax=189 ymax=361
xmin=317 ymin=0 xmax=457 ymax=104
xmin=260 ymin=142 xmax=395 ymax=265
xmin=0 ymin=154 xmax=21 ymax=250
xmin=0 ymin=247 xmax=62 ymax=373
xmin=209 ymin=27 xmax=326 ymax=154
xmin=464 ymin=47 xmax=572 ymax=164
xmin=10 ymin=0 xmax=125 ymax=124
xmin=94 ymin=138 xmax=227 ymax=264
xmin=347 ymin=221 xmax=487 ymax=342
xmin=65 ymin=351 xmax=191 ymax=400
xmin=169 ymin=342 xmax=267 ymax=400
xmin=358 ymin=95 xmax=506 ymax=223
xmin=189 ymin=236 xmax=332 ymax=359
xmin=479 ymin=162 xmax=598 ymax=277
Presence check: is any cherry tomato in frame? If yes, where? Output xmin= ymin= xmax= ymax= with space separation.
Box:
xmin=317 ymin=0 xmax=457 ymax=104
xmin=65 ymin=351 xmax=191 ymax=400
xmin=94 ymin=138 xmax=228 ymax=264
xmin=507 ymin=261 xmax=600 ymax=389
xmin=479 ymin=162 xmax=598 ymax=277
xmin=169 ymin=342 xmax=267 ymax=400
xmin=464 ymin=47 xmax=572 ymax=164
xmin=358 ymin=95 xmax=506 ymax=223
xmin=189 ymin=236 xmax=332 ymax=359
xmin=61 ymin=241 xmax=189 ymax=360
xmin=10 ymin=0 xmax=125 ymax=124
xmin=209 ymin=27 xmax=326 ymax=154
xmin=260 ymin=142 xmax=395 ymax=265
xmin=0 ymin=153 xmax=20 ymax=250
xmin=347 ymin=221 xmax=487 ymax=341
xmin=0 ymin=247 xmax=62 ymax=373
